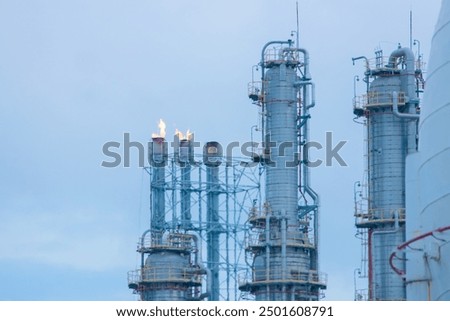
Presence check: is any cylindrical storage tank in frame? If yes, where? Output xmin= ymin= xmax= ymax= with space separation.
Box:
xmin=411 ymin=0 xmax=450 ymax=301
xmin=142 ymin=250 xmax=190 ymax=301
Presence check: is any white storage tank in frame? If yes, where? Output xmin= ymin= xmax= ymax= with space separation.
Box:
xmin=406 ymin=0 xmax=450 ymax=301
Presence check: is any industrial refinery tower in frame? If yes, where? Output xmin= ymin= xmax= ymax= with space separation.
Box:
xmin=127 ymin=124 xmax=261 ymax=301
xmin=239 ymin=39 xmax=326 ymax=300
xmin=352 ymin=46 xmax=424 ymax=300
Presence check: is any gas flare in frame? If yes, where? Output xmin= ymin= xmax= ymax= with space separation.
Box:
xmin=152 ymin=119 xmax=166 ymax=138
xmin=175 ymin=128 xmax=192 ymax=140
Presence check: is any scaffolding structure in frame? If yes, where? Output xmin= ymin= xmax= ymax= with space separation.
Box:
xmin=128 ymin=139 xmax=261 ymax=301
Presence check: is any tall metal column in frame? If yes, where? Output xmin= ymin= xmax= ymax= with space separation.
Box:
xmin=179 ymin=135 xmax=193 ymax=230
xmin=352 ymin=47 xmax=422 ymax=300
xmin=150 ymin=136 xmax=167 ymax=243
xmin=204 ymin=142 xmax=222 ymax=301
xmin=240 ymin=39 xmax=326 ymax=301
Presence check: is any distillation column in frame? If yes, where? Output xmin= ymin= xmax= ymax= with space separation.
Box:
xmin=127 ymin=128 xmax=204 ymax=301
xmin=240 ymin=40 xmax=326 ymax=300
xmin=353 ymin=47 xmax=422 ymax=300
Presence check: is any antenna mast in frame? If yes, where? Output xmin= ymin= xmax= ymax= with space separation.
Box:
xmin=296 ymin=1 xmax=300 ymax=48
xmin=410 ymin=10 xmax=413 ymax=49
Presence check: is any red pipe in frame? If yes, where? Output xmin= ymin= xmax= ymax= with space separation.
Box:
xmin=389 ymin=225 xmax=450 ymax=275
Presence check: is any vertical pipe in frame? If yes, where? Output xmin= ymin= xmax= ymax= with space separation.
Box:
xmin=265 ymin=212 xmax=271 ymax=299
xmin=281 ymin=215 xmax=287 ymax=300
xmin=204 ymin=142 xmax=222 ymax=301
xmin=207 ymin=165 xmax=220 ymax=300
xmin=233 ymin=165 xmax=239 ymax=300
xmin=180 ymin=139 xmax=192 ymax=230
xmin=198 ymin=165 xmax=203 ymax=238
xmin=389 ymin=48 xmax=418 ymax=155
xmin=171 ymin=157 xmax=176 ymax=228
xmin=225 ymin=164 xmax=230 ymax=301
xmin=180 ymin=164 xmax=191 ymax=228
xmin=150 ymin=137 xmax=167 ymax=243
xmin=368 ymin=229 xmax=373 ymax=300
xmin=410 ymin=11 xmax=413 ymax=51
xmin=301 ymin=78 xmax=320 ymax=275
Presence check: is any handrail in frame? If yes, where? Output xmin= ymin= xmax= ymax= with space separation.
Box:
xmin=263 ymin=47 xmax=303 ymax=65
xmin=247 ymin=81 xmax=264 ymax=101
xmin=138 ymin=233 xmax=194 ymax=251
xmin=128 ymin=265 xmax=203 ymax=285
xmin=355 ymin=208 xmax=406 ymax=224
xmin=246 ymin=232 xmax=314 ymax=248
xmin=238 ymin=269 xmax=327 ymax=286
xmin=353 ymin=91 xmax=406 ymax=110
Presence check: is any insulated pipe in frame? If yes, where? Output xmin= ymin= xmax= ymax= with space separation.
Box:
xmin=389 ymin=48 xmax=419 ymax=155
xmin=189 ymin=232 xmax=211 ymax=299
xmin=141 ymin=229 xmax=152 ymax=247
xmin=352 ymin=56 xmax=369 ymax=69
xmin=389 ymin=225 xmax=450 ymax=276
xmin=294 ymin=80 xmax=316 ymax=109
xmin=300 ymin=70 xmax=319 ymax=274
xmin=260 ymin=40 xmax=291 ymax=145
xmin=389 ymin=48 xmax=416 ymax=100
xmin=281 ymin=215 xmax=287 ymax=283
xmin=392 ymin=92 xmax=420 ymax=119
xmin=265 ymin=211 xmax=271 ymax=284
xmin=368 ymin=229 xmax=373 ymax=300
xmin=283 ymin=47 xmax=311 ymax=80
xmin=140 ymin=229 xmax=152 ymax=268
xmin=180 ymin=138 xmax=192 ymax=230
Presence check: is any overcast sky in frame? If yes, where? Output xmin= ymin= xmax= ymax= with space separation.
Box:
xmin=0 ymin=0 xmax=442 ymax=300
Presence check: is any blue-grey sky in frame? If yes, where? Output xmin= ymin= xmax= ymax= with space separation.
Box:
xmin=0 ymin=0 xmax=441 ymax=300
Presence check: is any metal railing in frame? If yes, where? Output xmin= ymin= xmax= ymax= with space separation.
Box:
xmin=248 ymin=81 xmax=263 ymax=101
xmin=355 ymin=289 xmax=369 ymax=301
xmin=353 ymin=91 xmax=406 ymax=110
xmin=355 ymin=208 xmax=406 ymax=226
xmin=128 ymin=265 xmax=202 ymax=285
xmin=263 ymin=48 xmax=302 ymax=65
xmin=238 ymin=269 xmax=327 ymax=287
xmin=366 ymin=56 xmax=396 ymax=70
xmin=246 ymin=232 xmax=314 ymax=249
xmin=139 ymin=233 xmax=194 ymax=252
